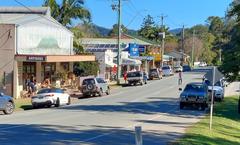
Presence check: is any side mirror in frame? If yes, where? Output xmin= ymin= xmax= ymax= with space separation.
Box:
xmin=0 ymin=92 xmax=4 ymax=96
xmin=179 ymin=88 xmax=182 ymax=91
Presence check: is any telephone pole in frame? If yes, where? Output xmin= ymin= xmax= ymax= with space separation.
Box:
xmin=160 ymin=14 xmax=167 ymax=67
xmin=181 ymin=25 xmax=185 ymax=64
xmin=117 ymin=0 xmax=122 ymax=84
xmin=191 ymin=29 xmax=195 ymax=66
xmin=112 ymin=0 xmax=122 ymax=84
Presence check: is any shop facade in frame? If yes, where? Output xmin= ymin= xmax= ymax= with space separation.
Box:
xmin=81 ymin=38 xmax=151 ymax=81
xmin=0 ymin=7 xmax=95 ymax=98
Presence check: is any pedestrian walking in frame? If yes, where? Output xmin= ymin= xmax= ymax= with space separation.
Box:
xmin=178 ymin=71 xmax=183 ymax=85
xmin=123 ymin=71 xmax=127 ymax=84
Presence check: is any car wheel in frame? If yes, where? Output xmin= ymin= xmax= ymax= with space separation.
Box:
xmin=140 ymin=81 xmax=143 ymax=86
xmin=201 ymin=104 xmax=206 ymax=111
xmin=47 ymin=104 xmax=52 ymax=108
xmin=55 ymin=98 xmax=60 ymax=107
xmin=32 ymin=104 xmax=38 ymax=109
xmin=180 ymin=102 xmax=184 ymax=109
xmin=67 ymin=97 xmax=71 ymax=105
xmin=99 ymin=89 xmax=103 ymax=97
xmin=3 ymin=101 xmax=14 ymax=114
xmin=106 ymin=88 xmax=110 ymax=95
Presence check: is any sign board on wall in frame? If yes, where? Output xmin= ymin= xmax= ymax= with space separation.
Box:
xmin=129 ymin=43 xmax=139 ymax=57
xmin=26 ymin=56 xmax=46 ymax=62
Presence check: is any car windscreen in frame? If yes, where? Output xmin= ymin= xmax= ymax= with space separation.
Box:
xmin=184 ymin=84 xmax=205 ymax=92
xmin=214 ymin=81 xmax=221 ymax=86
xmin=162 ymin=66 xmax=170 ymax=70
xmin=37 ymin=89 xmax=63 ymax=94
xmin=127 ymin=72 xmax=142 ymax=77
xmin=83 ymin=79 xmax=95 ymax=85
xmin=150 ymin=69 xmax=157 ymax=72
xmin=205 ymin=80 xmax=211 ymax=86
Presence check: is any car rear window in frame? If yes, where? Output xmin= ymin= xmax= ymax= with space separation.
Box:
xmin=127 ymin=72 xmax=142 ymax=77
xmin=184 ymin=84 xmax=205 ymax=92
xmin=162 ymin=66 xmax=170 ymax=70
xmin=37 ymin=89 xmax=63 ymax=94
xmin=150 ymin=69 xmax=157 ymax=73
xmin=83 ymin=79 xmax=95 ymax=85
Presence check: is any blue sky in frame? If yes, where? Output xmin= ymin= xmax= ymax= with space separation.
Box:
xmin=1 ymin=0 xmax=232 ymax=30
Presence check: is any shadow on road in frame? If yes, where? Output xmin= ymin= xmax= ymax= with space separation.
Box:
xmin=0 ymin=124 xmax=180 ymax=145
xmin=58 ymin=98 xmax=204 ymax=119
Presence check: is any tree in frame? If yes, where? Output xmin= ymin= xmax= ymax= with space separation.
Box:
xmin=138 ymin=15 xmax=159 ymax=41
xmin=108 ymin=24 xmax=128 ymax=37
xmin=43 ymin=0 xmax=91 ymax=26
xmin=219 ymin=2 xmax=240 ymax=81
xmin=207 ymin=16 xmax=224 ymax=37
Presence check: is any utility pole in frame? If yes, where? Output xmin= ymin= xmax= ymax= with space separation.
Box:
xmin=111 ymin=0 xmax=122 ymax=84
xmin=191 ymin=29 xmax=195 ymax=67
xmin=181 ymin=25 xmax=185 ymax=64
xmin=160 ymin=14 xmax=167 ymax=67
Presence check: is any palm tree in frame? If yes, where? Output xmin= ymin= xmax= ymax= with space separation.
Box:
xmin=43 ymin=0 xmax=91 ymax=26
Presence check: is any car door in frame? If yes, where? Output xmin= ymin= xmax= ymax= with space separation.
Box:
xmin=99 ymin=78 xmax=108 ymax=92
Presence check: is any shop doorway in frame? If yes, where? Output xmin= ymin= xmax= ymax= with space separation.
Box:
xmin=22 ymin=62 xmax=36 ymax=90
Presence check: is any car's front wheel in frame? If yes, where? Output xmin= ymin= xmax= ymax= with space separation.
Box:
xmin=67 ymin=97 xmax=71 ymax=105
xmin=55 ymin=98 xmax=60 ymax=107
xmin=106 ymin=88 xmax=110 ymax=95
xmin=3 ymin=101 xmax=14 ymax=114
xmin=99 ymin=89 xmax=103 ymax=96
xmin=180 ymin=102 xmax=184 ymax=109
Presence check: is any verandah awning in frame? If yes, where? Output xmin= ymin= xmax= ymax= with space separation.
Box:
xmin=15 ymin=55 xmax=95 ymax=62
xmin=121 ymin=58 xmax=142 ymax=66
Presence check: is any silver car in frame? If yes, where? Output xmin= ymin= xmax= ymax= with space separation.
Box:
xmin=81 ymin=78 xmax=110 ymax=97
xmin=0 ymin=92 xmax=15 ymax=114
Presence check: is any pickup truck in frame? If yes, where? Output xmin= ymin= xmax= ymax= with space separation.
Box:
xmin=127 ymin=71 xmax=146 ymax=86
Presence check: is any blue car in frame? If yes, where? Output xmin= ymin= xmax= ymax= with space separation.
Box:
xmin=0 ymin=92 xmax=15 ymax=114
xmin=179 ymin=82 xmax=209 ymax=110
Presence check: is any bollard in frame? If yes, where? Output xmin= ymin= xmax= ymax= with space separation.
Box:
xmin=135 ymin=126 xmax=143 ymax=145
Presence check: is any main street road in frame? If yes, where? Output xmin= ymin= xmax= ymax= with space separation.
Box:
xmin=0 ymin=72 xmax=205 ymax=145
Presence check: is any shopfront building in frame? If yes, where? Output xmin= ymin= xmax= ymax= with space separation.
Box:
xmin=0 ymin=7 xmax=95 ymax=98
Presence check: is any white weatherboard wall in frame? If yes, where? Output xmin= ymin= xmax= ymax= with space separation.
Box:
xmin=17 ymin=17 xmax=73 ymax=55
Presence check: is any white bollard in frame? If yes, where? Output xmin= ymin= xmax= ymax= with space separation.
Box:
xmin=135 ymin=126 xmax=143 ymax=145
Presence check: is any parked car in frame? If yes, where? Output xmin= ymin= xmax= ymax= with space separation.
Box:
xmin=81 ymin=77 xmax=110 ymax=97
xmin=162 ymin=65 xmax=174 ymax=76
xmin=127 ymin=71 xmax=146 ymax=86
xmin=149 ymin=68 xmax=162 ymax=80
xmin=174 ymin=66 xmax=183 ymax=72
xmin=205 ymin=79 xmax=224 ymax=102
xmin=179 ymin=82 xmax=209 ymax=110
xmin=0 ymin=92 xmax=14 ymax=114
xmin=31 ymin=88 xmax=70 ymax=108
xmin=199 ymin=62 xmax=207 ymax=67
xmin=182 ymin=65 xmax=192 ymax=72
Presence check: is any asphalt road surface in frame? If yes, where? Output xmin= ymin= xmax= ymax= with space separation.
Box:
xmin=0 ymin=72 xmax=206 ymax=145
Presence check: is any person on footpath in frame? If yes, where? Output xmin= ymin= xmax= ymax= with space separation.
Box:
xmin=178 ymin=71 xmax=183 ymax=85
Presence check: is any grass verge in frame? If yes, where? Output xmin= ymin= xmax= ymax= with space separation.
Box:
xmin=171 ymin=96 xmax=240 ymax=145
xmin=14 ymin=98 xmax=32 ymax=111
